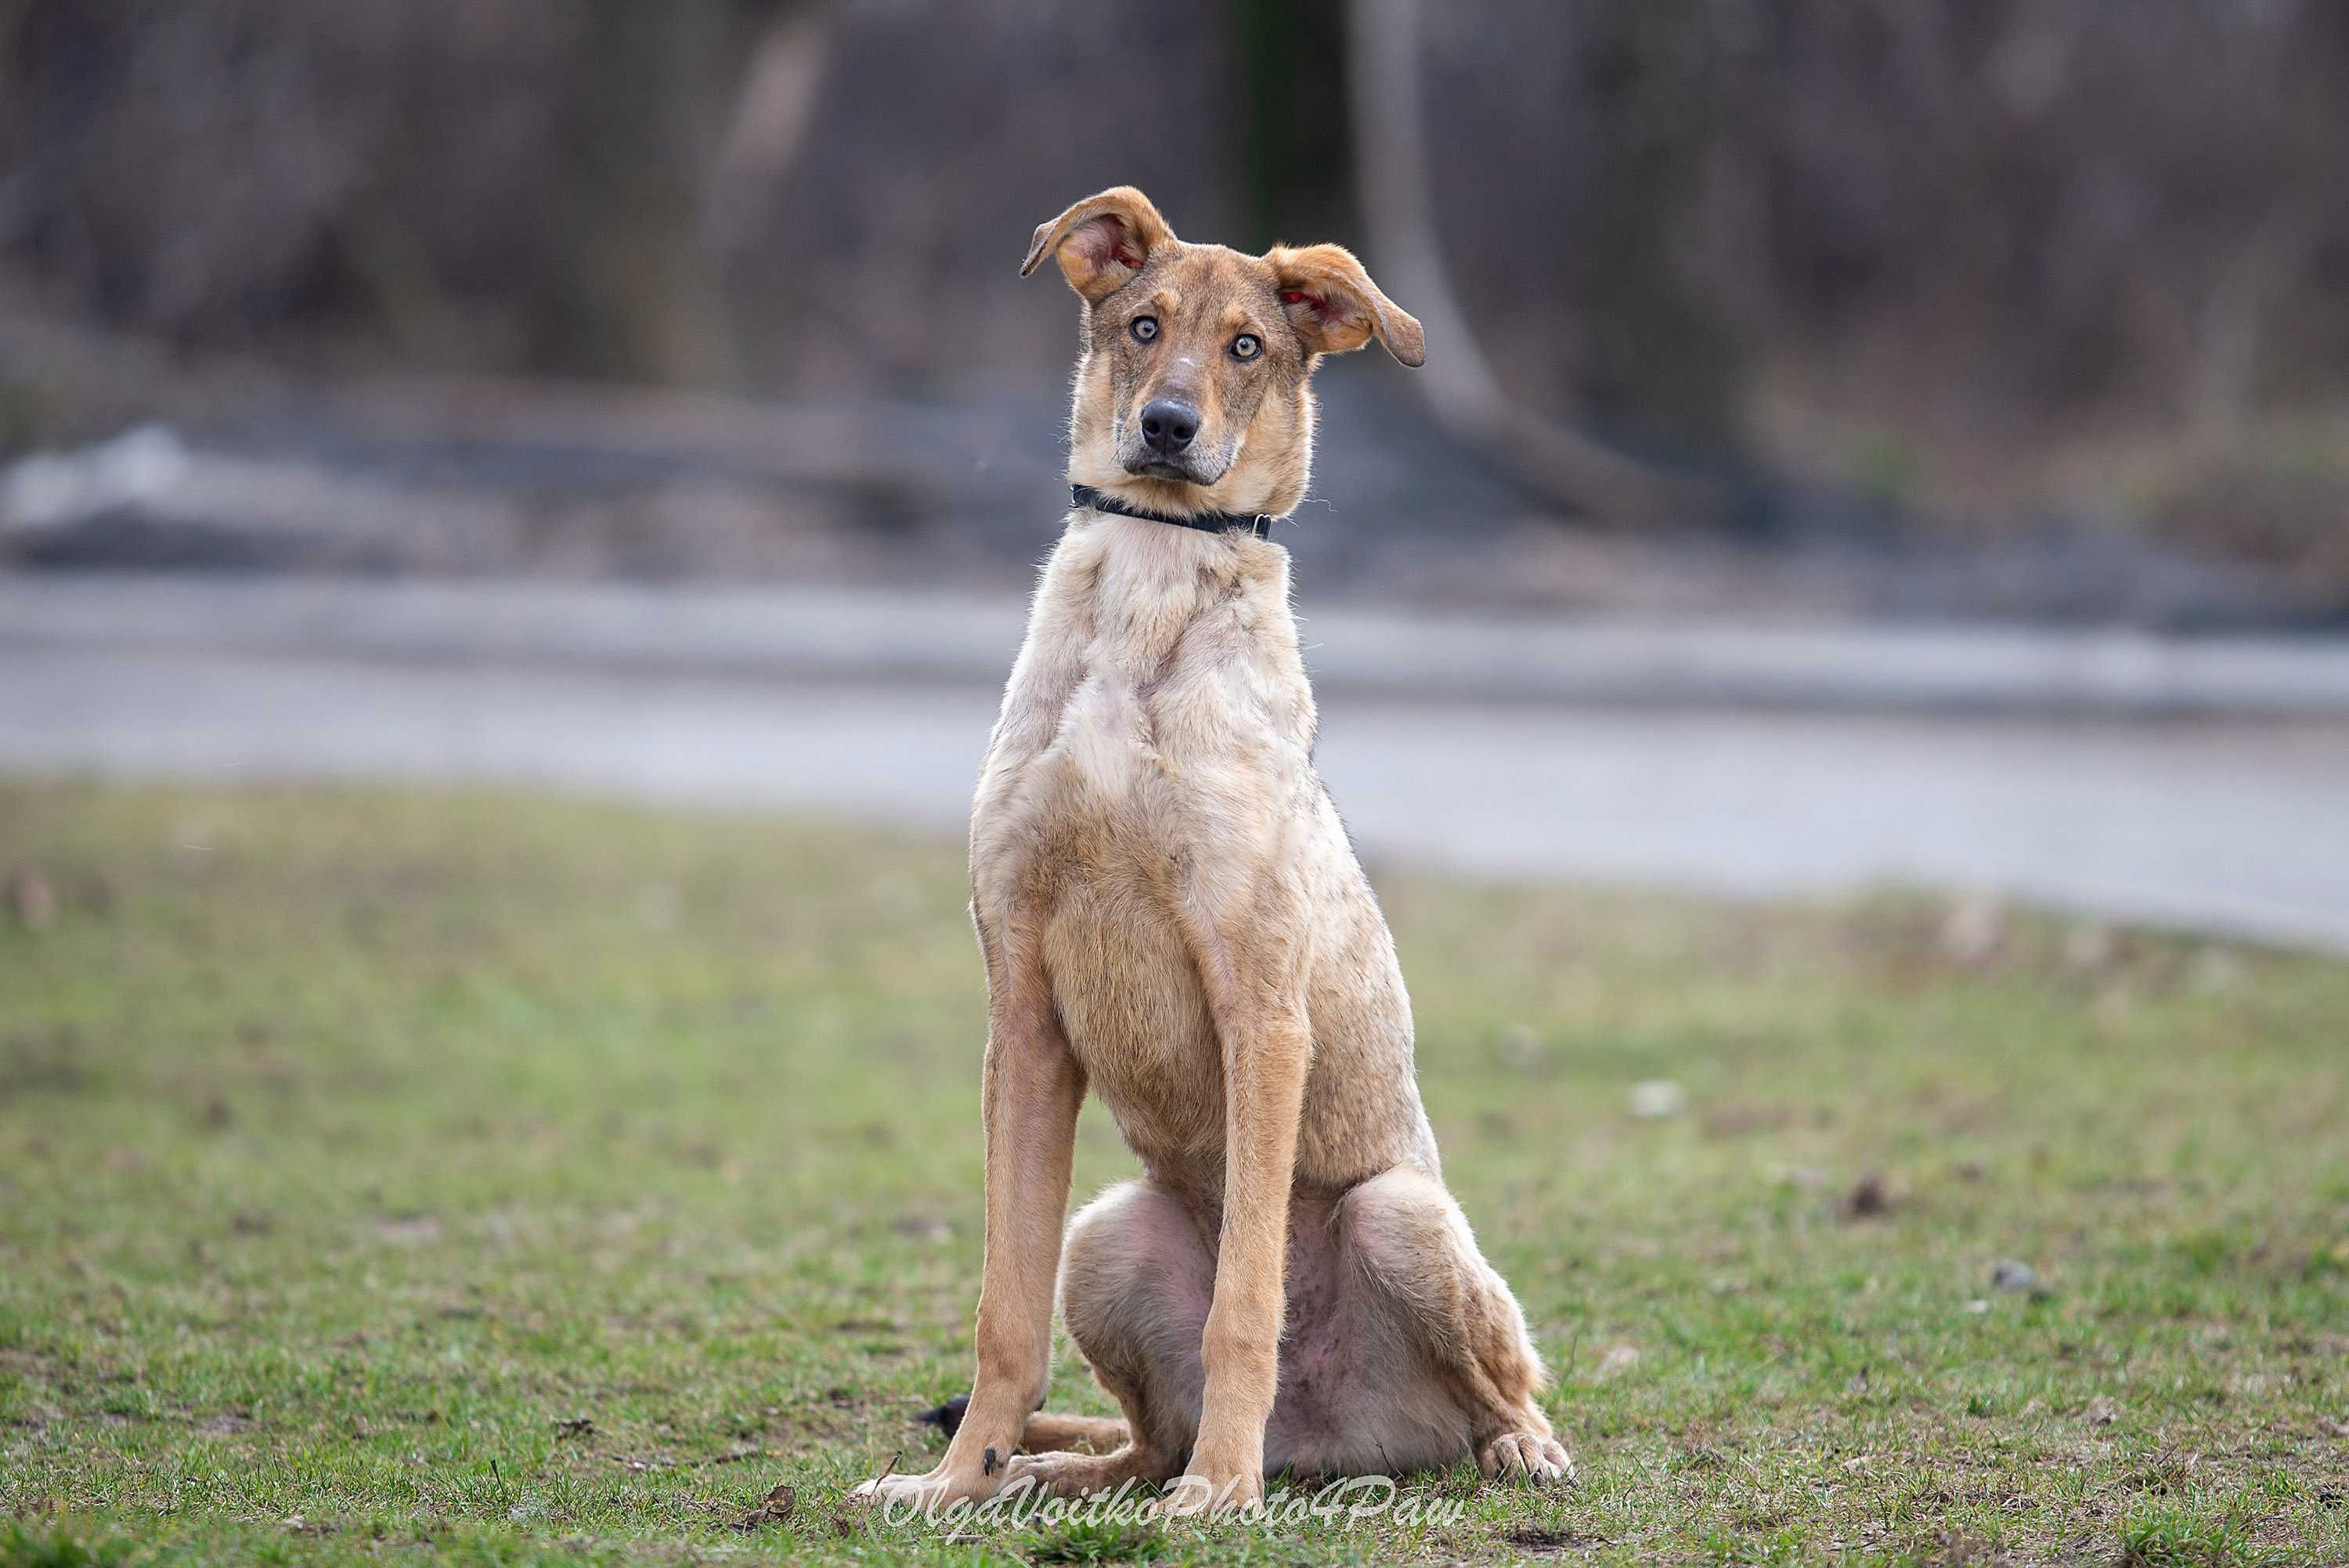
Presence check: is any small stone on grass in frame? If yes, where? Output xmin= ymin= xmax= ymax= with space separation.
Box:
xmin=1628 ymin=1080 xmax=1686 ymax=1119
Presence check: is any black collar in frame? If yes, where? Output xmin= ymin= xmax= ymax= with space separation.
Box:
xmin=1070 ymin=484 xmax=1276 ymax=540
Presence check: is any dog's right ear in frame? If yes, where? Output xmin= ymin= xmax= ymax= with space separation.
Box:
xmin=1020 ymin=187 xmax=1174 ymax=301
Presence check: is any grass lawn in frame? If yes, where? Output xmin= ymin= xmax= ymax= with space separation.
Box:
xmin=2 ymin=781 xmax=2345 ymax=1567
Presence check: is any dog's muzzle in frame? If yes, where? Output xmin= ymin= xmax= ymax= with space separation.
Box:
xmin=1121 ymin=398 xmax=1229 ymax=485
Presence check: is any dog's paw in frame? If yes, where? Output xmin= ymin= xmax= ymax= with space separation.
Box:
xmin=1001 ymin=1449 xmax=1138 ymax=1500
xmin=849 ymin=1464 xmax=1001 ymax=1512
xmin=1478 ymin=1431 xmax=1573 ymax=1485
xmin=1159 ymin=1465 xmax=1264 ymax=1516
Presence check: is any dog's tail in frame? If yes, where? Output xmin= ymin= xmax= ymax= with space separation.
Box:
xmin=912 ymin=1393 xmax=972 ymax=1437
xmin=914 ymin=1393 xmax=1128 ymax=1454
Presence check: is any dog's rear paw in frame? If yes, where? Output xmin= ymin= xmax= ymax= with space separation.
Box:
xmin=1478 ymin=1431 xmax=1573 ymax=1485
xmin=1002 ymin=1448 xmax=1148 ymax=1499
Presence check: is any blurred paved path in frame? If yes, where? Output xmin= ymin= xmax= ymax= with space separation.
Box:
xmin=10 ymin=574 xmax=2349 ymax=714
xmin=5 ymin=638 xmax=2347 ymax=953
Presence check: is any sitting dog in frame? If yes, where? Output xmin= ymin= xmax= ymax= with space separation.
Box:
xmin=857 ymin=186 xmax=1568 ymax=1512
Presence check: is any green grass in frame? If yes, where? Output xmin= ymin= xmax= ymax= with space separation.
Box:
xmin=2 ymin=781 xmax=2345 ymax=1566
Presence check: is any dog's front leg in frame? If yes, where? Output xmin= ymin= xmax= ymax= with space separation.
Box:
xmin=1171 ymin=963 xmax=1310 ymax=1514
xmin=855 ymin=918 xmax=1082 ymax=1512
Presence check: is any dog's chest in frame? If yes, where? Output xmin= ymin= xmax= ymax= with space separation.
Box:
xmin=1048 ymin=666 xmax=1171 ymax=805
xmin=1041 ymin=848 xmax=1226 ymax=1170
xmin=970 ymin=535 xmax=1315 ymax=1173
xmin=980 ymin=548 xmax=1312 ymax=878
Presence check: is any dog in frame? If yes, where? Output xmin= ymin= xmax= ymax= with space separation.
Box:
xmin=854 ymin=186 xmax=1568 ymax=1513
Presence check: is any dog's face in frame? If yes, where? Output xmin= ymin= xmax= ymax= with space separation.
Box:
xmin=1023 ymin=187 xmax=1423 ymax=521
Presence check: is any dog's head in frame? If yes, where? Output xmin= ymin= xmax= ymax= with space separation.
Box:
xmin=1022 ymin=186 xmax=1423 ymax=521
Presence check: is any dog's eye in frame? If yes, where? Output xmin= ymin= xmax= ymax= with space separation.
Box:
xmin=1231 ymin=333 xmax=1261 ymax=361
xmin=1130 ymin=317 xmax=1159 ymax=344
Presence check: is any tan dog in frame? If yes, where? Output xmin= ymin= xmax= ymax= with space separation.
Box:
xmin=856 ymin=187 xmax=1568 ymax=1513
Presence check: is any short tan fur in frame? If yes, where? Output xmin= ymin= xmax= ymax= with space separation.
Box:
xmin=855 ymin=187 xmax=1564 ymax=1516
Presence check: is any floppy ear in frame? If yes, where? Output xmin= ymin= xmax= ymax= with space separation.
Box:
xmin=1020 ymin=186 xmax=1176 ymax=301
xmin=1265 ymin=243 xmax=1426 ymax=366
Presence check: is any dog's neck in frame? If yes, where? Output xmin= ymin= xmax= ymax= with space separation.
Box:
xmin=1069 ymin=485 xmax=1274 ymax=540
xmin=1038 ymin=508 xmax=1301 ymax=690
xmin=981 ymin=446 xmax=1319 ymax=801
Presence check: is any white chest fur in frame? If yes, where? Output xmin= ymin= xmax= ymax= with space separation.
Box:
xmin=975 ymin=514 xmax=1316 ymax=856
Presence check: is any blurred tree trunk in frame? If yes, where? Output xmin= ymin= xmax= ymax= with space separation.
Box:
xmin=702 ymin=5 xmax=832 ymax=268
xmin=557 ymin=0 xmax=740 ymax=386
xmin=1344 ymin=0 xmax=1721 ymax=525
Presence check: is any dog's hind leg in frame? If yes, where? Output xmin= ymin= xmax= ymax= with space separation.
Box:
xmin=1019 ymin=1412 xmax=1129 ymax=1453
xmin=1333 ymin=1167 xmax=1571 ymax=1483
xmin=1005 ymin=1179 xmax=1207 ymax=1497
xmin=915 ymin=1394 xmax=1125 ymax=1455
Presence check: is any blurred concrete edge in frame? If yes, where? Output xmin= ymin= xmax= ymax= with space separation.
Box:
xmin=9 ymin=572 xmax=2349 ymax=717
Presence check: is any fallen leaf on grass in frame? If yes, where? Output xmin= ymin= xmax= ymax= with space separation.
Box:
xmin=731 ymin=1480 xmax=795 ymax=1532
xmin=1845 ymin=1172 xmax=1893 ymax=1218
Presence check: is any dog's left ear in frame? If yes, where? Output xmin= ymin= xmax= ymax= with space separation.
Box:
xmin=1266 ymin=243 xmax=1426 ymax=367
xmin=1021 ymin=187 xmax=1176 ymax=301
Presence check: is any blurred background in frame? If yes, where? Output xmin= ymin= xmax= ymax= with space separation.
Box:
xmin=3 ymin=0 xmax=2347 ymax=950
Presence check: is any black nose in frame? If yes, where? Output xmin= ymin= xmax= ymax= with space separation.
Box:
xmin=1138 ymin=399 xmax=1199 ymax=455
